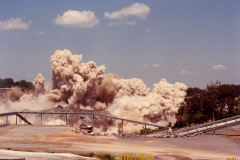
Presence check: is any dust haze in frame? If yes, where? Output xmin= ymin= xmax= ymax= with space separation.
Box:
xmin=0 ymin=49 xmax=187 ymax=131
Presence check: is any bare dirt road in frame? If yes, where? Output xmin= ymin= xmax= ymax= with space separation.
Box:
xmin=0 ymin=125 xmax=239 ymax=160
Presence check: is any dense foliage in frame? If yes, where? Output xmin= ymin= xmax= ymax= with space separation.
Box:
xmin=0 ymin=78 xmax=34 ymax=89
xmin=174 ymin=81 xmax=240 ymax=128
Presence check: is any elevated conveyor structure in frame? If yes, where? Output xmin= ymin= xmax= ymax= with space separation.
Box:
xmin=1 ymin=111 xmax=239 ymax=138
xmin=0 ymin=111 xmax=169 ymax=137
xmin=154 ymin=114 xmax=240 ymax=138
xmin=0 ymin=112 xmax=32 ymax=125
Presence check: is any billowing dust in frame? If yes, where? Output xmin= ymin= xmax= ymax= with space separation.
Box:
xmin=0 ymin=49 xmax=187 ymax=133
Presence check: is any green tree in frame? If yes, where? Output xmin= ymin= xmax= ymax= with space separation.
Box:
xmin=0 ymin=78 xmax=34 ymax=89
xmin=174 ymin=81 xmax=240 ymax=128
xmin=186 ymin=87 xmax=203 ymax=97
xmin=15 ymin=80 xmax=34 ymax=89
xmin=204 ymin=82 xmax=239 ymax=120
xmin=174 ymin=102 xmax=189 ymax=128
xmin=0 ymin=78 xmax=14 ymax=88
xmin=231 ymin=84 xmax=240 ymax=96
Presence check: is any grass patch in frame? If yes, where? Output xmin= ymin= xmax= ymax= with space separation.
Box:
xmin=80 ymin=152 xmax=115 ymax=160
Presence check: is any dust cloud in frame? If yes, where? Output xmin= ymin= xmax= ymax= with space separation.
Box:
xmin=1 ymin=49 xmax=187 ymax=131
xmin=9 ymin=87 xmax=23 ymax=102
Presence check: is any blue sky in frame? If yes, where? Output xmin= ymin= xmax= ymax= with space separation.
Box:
xmin=0 ymin=0 xmax=239 ymax=89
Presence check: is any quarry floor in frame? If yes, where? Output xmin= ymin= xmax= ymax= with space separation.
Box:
xmin=0 ymin=125 xmax=239 ymax=160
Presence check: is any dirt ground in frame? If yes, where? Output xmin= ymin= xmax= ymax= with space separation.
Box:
xmin=0 ymin=125 xmax=239 ymax=160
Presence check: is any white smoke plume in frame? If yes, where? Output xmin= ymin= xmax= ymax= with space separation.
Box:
xmin=107 ymin=79 xmax=187 ymax=132
xmin=48 ymin=49 xmax=105 ymax=108
xmin=1 ymin=49 xmax=187 ymax=132
xmin=113 ymin=78 xmax=150 ymax=98
xmin=33 ymin=73 xmax=45 ymax=95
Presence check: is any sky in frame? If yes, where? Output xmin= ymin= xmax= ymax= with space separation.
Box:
xmin=0 ymin=0 xmax=239 ymax=89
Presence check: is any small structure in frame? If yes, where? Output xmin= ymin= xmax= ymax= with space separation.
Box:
xmin=75 ymin=116 xmax=93 ymax=134
xmin=79 ymin=123 xmax=93 ymax=133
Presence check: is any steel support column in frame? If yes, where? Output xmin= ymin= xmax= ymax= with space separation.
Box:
xmin=145 ymin=124 xmax=147 ymax=137
xmin=65 ymin=114 xmax=68 ymax=126
xmin=41 ymin=113 xmax=42 ymax=125
xmin=92 ymin=114 xmax=95 ymax=127
xmin=122 ymin=120 xmax=124 ymax=136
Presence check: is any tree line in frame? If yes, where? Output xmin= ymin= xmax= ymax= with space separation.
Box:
xmin=174 ymin=81 xmax=240 ymax=128
xmin=0 ymin=78 xmax=34 ymax=89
